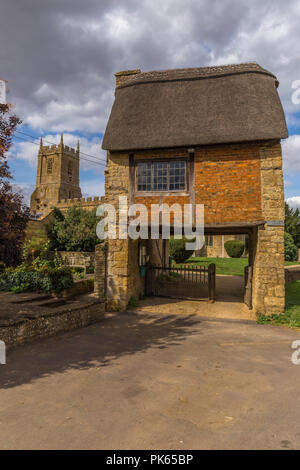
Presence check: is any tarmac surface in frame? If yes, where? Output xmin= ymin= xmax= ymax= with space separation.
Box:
xmin=0 ymin=303 xmax=300 ymax=450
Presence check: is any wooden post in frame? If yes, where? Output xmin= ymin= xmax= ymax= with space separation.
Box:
xmin=208 ymin=263 xmax=216 ymax=302
xmin=145 ymin=262 xmax=152 ymax=296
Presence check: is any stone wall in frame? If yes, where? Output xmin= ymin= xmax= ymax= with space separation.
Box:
xmin=104 ymin=153 xmax=146 ymax=310
xmin=285 ymin=265 xmax=300 ymax=283
xmin=54 ymin=196 xmax=104 ymax=213
xmin=58 ymin=251 xmax=95 ymax=268
xmin=201 ymin=235 xmax=246 ymax=258
xmin=0 ymin=299 xmax=105 ymax=350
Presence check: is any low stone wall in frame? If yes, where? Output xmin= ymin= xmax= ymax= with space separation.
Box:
xmin=0 ymin=299 xmax=105 ymax=350
xmin=57 ymin=251 xmax=95 ymax=268
xmin=285 ymin=265 xmax=300 ymax=283
xmin=59 ymin=278 xmax=94 ymax=299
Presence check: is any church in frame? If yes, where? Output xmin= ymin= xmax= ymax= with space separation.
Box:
xmin=30 ymin=134 xmax=102 ymax=218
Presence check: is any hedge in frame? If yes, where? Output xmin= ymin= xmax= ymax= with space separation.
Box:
xmin=224 ymin=240 xmax=245 ymax=258
xmin=169 ymin=237 xmax=195 ymax=263
xmin=0 ymin=266 xmax=73 ymax=294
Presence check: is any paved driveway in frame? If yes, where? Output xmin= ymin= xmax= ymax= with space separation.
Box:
xmin=0 ymin=308 xmax=300 ymax=450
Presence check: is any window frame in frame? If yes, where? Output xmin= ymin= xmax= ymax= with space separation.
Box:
xmin=47 ymin=158 xmax=53 ymax=174
xmin=135 ymin=158 xmax=188 ymax=193
xmin=68 ymin=161 xmax=73 ymax=182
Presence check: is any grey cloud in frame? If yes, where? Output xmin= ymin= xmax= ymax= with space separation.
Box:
xmin=1 ymin=0 xmax=300 ymax=135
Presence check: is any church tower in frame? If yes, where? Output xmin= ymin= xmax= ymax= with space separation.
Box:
xmin=30 ymin=134 xmax=82 ymax=215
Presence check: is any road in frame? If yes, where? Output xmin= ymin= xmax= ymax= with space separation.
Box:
xmin=0 ymin=307 xmax=300 ymax=449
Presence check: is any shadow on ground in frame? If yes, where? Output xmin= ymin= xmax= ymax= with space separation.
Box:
xmin=0 ymin=311 xmax=201 ymax=390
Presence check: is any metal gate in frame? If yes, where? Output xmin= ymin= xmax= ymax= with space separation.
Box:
xmin=146 ymin=263 xmax=216 ymax=301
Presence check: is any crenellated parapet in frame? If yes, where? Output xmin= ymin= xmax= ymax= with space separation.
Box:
xmin=53 ymin=195 xmax=105 ymax=212
xmin=39 ymin=143 xmax=79 ymax=157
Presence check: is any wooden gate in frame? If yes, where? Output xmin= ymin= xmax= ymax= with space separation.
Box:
xmin=146 ymin=263 xmax=216 ymax=301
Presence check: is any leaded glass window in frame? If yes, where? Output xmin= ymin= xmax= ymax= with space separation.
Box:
xmin=136 ymin=160 xmax=186 ymax=192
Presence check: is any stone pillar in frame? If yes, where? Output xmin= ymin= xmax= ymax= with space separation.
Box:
xmin=252 ymin=225 xmax=285 ymax=314
xmin=94 ymin=244 xmax=107 ymax=299
xmin=252 ymin=141 xmax=285 ymax=315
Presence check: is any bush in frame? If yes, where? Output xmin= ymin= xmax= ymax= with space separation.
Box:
xmin=285 ymin=232 xmax=298 ymax=262
xmin=47 ymin=206 xmax=99 ymax=252
xmin=0 ymin=261 xmax=5 ymax=273
xmin=224 ymin=240 xmax=245 ymax=258
xmin=169 ymin=237 xmax=195 ymax=263
xmin=0 ymin=266 xmax=73 ymax=294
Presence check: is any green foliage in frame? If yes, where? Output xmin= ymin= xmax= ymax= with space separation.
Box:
xmin=285 ymin=202 xmax=300 ymax=248
xmin=0 ymin=266 xmax=73 ymax=294
xmin=86 ymin=265 xmax=95 ymax=274
xmin=11 ymin=283 xmax=29 ymax=293
xmin=284 ymin=232 xmax=298 ymax=262
xmin=22 ymin=238 xmax=53 ymax=267
xmin=224 ymin=240 xmax=245 ymax=258
xmin=0 ymin=261 xmax=5 ymax=273
xmin=169 ymin=237 xmax=195 ymax=263
xmin=47 ymin=206 xmax=99 ymax=252
xmin=127 ymin=296 xmax=139 ymax=309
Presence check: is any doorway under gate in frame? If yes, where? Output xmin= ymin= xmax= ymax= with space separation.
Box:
xmin=145 ymin=263 xmax=216 ymax=302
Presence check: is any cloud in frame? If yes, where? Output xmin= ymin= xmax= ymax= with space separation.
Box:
xmin=9 ymin=133 xmax=106 ymax=173
xmin=81 ymin=179 xmax=105 ymax=198
xmin=11 ymin=183 xmax=35 ymax=207
xmin=3 ymin=0 xmax=300 ymax=203
xmin=286 ymin=196 xmax=300 ymax=211
xmin=2 ymin=0 xmax=300 ymax=137
xmin=282 ymin=135 xmax=300 ymax=174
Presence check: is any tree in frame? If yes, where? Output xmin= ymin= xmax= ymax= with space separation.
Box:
xmin=0 ymin=104 xmax=29 ymax=266
xmin=285 ymin=202 xmax=300 ymax=248
xmin=284 ymin=232 xmax=298 ymax=262
xmin=47 ymin=206 xmax=100 ymax=252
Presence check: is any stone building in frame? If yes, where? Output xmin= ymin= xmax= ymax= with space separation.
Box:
xmin=30 ymin=134 xmax=82 ymax=216
xmin=30 ymin=134 xmax=103 ymax=218
xmin=102 ymin=63 xmax=288 ymax=315
xmin=200 ymin=234 xmax=246 ymax=258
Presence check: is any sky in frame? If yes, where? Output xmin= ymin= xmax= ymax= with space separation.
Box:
xmin=1 ymin=0 xmax=300 ymax=209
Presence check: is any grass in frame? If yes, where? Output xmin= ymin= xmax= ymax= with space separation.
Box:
xmin=175 ymin=257 xmax=300 ymax=277
xmin=175 ymin=257 xmax=248 ymax=276
xmin=173 ymin=256 xmax=300 ymax=328
xmin=258 ymin=281 xmax=300 ymax=328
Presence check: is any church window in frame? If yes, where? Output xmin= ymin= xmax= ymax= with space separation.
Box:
xmin=47 ymin=158 xmax=53 ymax=174
xmin=68 ymin=161 xmax=73 ymax=182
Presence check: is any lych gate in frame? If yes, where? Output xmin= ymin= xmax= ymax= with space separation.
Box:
xmin=100 ymin=63 xmax=288 ymax=316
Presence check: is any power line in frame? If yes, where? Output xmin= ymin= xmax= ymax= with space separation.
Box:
xmin=12 ymin=134 xmax=106 ymax=168
xmin=15 ymin=130 xmax=107 ymax=164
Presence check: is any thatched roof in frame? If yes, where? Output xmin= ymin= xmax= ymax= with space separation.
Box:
xmin=102 ymin=63 xmax=288 ymax=151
